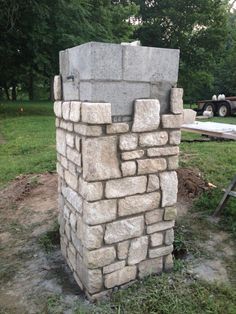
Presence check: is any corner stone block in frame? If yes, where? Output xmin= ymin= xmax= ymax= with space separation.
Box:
xmin=132 ymin=99 xmax=160 ymax=132
xmin=70 ymin=101 xmax=81 ymax=122
xmin=53 ymin=75 xmax=62 ymax=100
xmin=84 ymin=246 xmax=116 ymax=269
xmin=138 ymin=257 xmax=163 ymax=279
xmin=54 ymin=101 xmax=62 ymax=118
xmin=162 ymin=114 xmax=183 ymax=129
xmin=83 ymin=199 xmax=117 ymax=225
xmin=170 ymin=88 xmax=183 ymax=114
xmin=74 ymin=124 xmax=102 ymax=136
xmin=62 ymin=101 xmax=71 ymax=120
xmin=169 ymin=130 xmax=181 ymax=145
xmin=78 ymin=177 xmax=103 ymax=202
xmin=149 ymin=244 xmax=173 ymax=259
xmin=82 ymin=224 xmax=104 ymax=250
xmin=128 ymin=236 xmax=148 ymax=265
xmin=160 ymin=171 xmax=178 ymax=207
xmin=165 ymin=229 xmax=174 ymax=245
xmin=81 ymin=102 xmax=112 ymax=124
xmin=104 ymin=266 xmax=137 ymax=289
xmin=56 ymin=129 xmax=66 ymax=156
xmin=183 ymin=109 xmax=196 ymax=124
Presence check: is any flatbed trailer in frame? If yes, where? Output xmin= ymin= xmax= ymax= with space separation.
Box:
xmin=196 ymin=96 xmax=236 ymax=117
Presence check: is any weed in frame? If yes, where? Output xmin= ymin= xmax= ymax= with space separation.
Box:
xmin=38 ymin=222 xmax=60 ymax=253
xmin=45 ymin=294 xmax=64 ymax=314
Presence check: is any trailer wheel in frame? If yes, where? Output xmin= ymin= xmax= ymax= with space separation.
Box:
xmin=203 ymin=103 xmax=214 ymax=115
xmin=217 ymin=103 xmax=230 ymax=117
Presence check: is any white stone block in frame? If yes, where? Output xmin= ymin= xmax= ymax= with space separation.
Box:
xmin=70 ymin=101 xmax=81 ymax=122
xmin=147 ymin=146 xmax=179 ymax=157
xmin=147 ymin=174 xmax=160 ymax=192
xmin=128 ymin=236 xmax=148 ymax=265
xmin=54 ymin=101 xmax=62 ymax=117
xmin=137 ymin=158 xmax=167 ymax=174
xmin=121 ymin=161 xmax=136 ymax=177
xmin=81 ymin=102 xmax=112 ymax=124
xmin=147 ymin=220 xmax=175 ymax=234
xmin=170 ymin=88 xmax=183 ymax=114
xmin=119 ymin=134 xmax=138 ymax=151
xmin=162 ymin=114 xmax=183 ymax=129
xmin=169 ymin=130 xmax=181 ymax=145
xmin=139 ymin=131 xmax=168 ymax=147
xmin=121 ymin=150 xmax=144 ymax=161
xmin=56 ymin=129 xmax=66 ymax=156
xmin=145 ymin=209 xmax=164 ymax=225
xmin=84 ymin=199 xmax=117 ymax=225
xmin=82 ymin=224 xmax=103 ymax=250
xmin=107 ymin=123 xmax=129 ymax=134
xmin=160 ymin=171 xmax=178 ymax=207
xmin=74 ymin=123 xmax=102 ymax=136
xmin=53 ymin=75 xmax=62 ymax=100
xmin=62 ymin=101 xmax=70 ymax=120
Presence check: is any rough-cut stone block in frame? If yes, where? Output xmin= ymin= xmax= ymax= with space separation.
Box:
xmin=183 ymin=109 xmax=196 ymax=124
xmin=64 ymin=170 xmax=78 ymax=190
xmin=132 ymin=99 xmax=160 ymax=132
xmin=84 ymin=199 xmax=117 ymax=225
xmin=168 ymin=156 xmax=179 ymax=170
xmin=83 ymin=136 xmax=121 ymax=181
xmin=164 ymin=254 xmax=174 ymax=271
xmin=66 ymin=133 xmax=74 ymax=148
xmin=70 ymin=212 xmax=77 ymax=232
xmin=70 ymin=101 xmax=81 ymax=122
xmin=147 ymin=221 xmax=175 ymax=234
xmin=105 ymin=176 xmax=146 ymax=198
xmin=138 ymin=257 xmax=163 ymax=278
xmin=139 ymin=131 xmax=168 ymax=147
xmin=74 ymin=124 xmax=102 ymax=136
xmin=82 ymin=225 xmax=103 ymax=250
xmin=137 ymin=158 xmax=167 ymax=174
xmin=103 ymin=261 xmax=126 ymax=274
xmin=71 ymin=232 xmax=82 ymax=254
xmin=160 ymin=171 xmax=178 ymax=207
xmin=147 ymin=174 xmax=160 ymax=192
xmin=60 ymin=155 xmax=68 ymax=169
xmin=145 ymin=209 xmax=164 ymax=225
xmin=54 ymin=101 xmax=62 ymax=117
xmin=117 ymin=241 xmax=130 ymax=260
xmin=128 ymin=236 xmax=148 ymax=265
xmin=162 ymin=114 xmax=183 ymax=129
xmin=164 ymin=207 xmax=177 ymax=221
xmin=57 ymin=162 xmax=64 ymax=178
xmin=119 ymin=134 xmax=138 ymax=151
xmin=62 ymin=101 xmax=70 ymax=120
xmin=78 ymin=177 xmax=103 ymax=202
xmin=165 ymin=229 xmax=174 ymax=245
xmin=85 ymin=269 xmax=103 ymax=294
xmin=121 ymin=161 xmax=136 ymax=177
xmin=67 ymin=245 xmax=76 ymax=270
xmin=147 ymin=146 xmax=179 ymax=157
xmin=170 ymin=88 xmax=183 ymax=114
xmin=169 ymin=130 xmax=181 ymax=145
xmin=149 ymin=245 xmax=173 ymax=259
xmin=75 ymin=136 xmax=81 ymax=152
xmin=81 ymin=102 xmax=112 ymax=124
xmin=150 ymin=233 xmax=163 ymax=247
xmin=67 ymin=147 xmax=81 ymax=166
xmin=106 ymin=123 xmax=129 ymax=134
xmin=54 ymin=76 xmax=62 ymax=100
xmin=121 ymin=150 xmax=144 ymax=160
xmin=104 ymin=216 xmax=144 ymax=244
xmin=60 ymin=120 xmax=73 ymax=132
xmin=56 ymin=129 xmax=66 ymax=156
xmin=119 ymin=192 xmax=160 ymax=217
xmin=62 ymin=186 xmax=83 ymax=213
xmin=84 ymin=247 xmax=116 ymax=269
xmin=104 ymin=266 xmax=137 ymax=289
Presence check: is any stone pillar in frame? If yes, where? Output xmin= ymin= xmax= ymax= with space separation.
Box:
xmin=54 ymin=42 xmax=183 ymax=301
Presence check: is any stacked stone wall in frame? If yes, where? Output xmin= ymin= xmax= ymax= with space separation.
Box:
xmin=55 ymin=91 xmax=183 ymax=301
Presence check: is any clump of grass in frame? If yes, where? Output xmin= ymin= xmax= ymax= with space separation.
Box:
xmin=38 ymin=222 xmax=60 ymax=253
xmin=45 ymin=295 xmax=64 ymax=314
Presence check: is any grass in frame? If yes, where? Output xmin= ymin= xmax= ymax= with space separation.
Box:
xmin=38 ymin=222 xmax=60 ymax=253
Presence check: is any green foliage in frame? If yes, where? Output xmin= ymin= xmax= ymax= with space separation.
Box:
xmin=39 ymin=222 xmax=60 ymax=253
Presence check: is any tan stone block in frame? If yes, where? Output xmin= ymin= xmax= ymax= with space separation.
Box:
xmin=119 ymin=192 xmax=160 ymax=217
xmin=145 ymin=209 xmax=164 ymax=225
xmin=104 ymin=266 xmax=137 ymax=289
xmin=74 ymin=123 xmax=102 ymax=136
xmin=147 ymin=174 xmax=160 ymax=192
xmin=147 ymin=220 xmax=175 ymax=234
xmin=164 ymin=207 xmax=177 ymax=220
xmin=168 ymin=156 xmax=179 ymax=170
xmin=62 ymin=186 xmax=83 ymax=213
xmin=75 ymin=136 xmax=81 ymax=152
xmin=107 ymin=123 xmax=129 ymax=134
xmin=132 ymin=99 xmax=160 ymax=132
xmin=84 ymin=199 xmax=117 ymax=225
xmin=162 ymin=114 xmax=183 ymax=129
xmin=164 ymin=254 xmax=174 ymax=271
xmin=119 ymin=134 xmax=138 ymax=150
xmin=121 ymin=150 xmax=145 ymax=160
xmin=139 ymin=131 xmax=168 ymax=147
xmin=53 ymin=76 xmax=62 ymax=101
xmin=70 ymin=212 xmax=77 ymax=232
xmin=67 ymin=245 xmax=76 ymax=271
xmin=104 ymin=216 xmax=144 ymax=244
xmin=137 ymin=158 xmax=167 ymax=174
xmin=150 ymin=232 xmax=163 ymax=247
xmin=128 ymin=236 xmax=148 ymax=265
xmin=54 ymin=101 xmax=62 ymax=117
xmin=117 ymin=240 xmax=130 ymax=260
xmin=149 ymin=245 xmax=173 ymax=259
xmin=138 ymin=257 xmax=163 ymax=278
xmin=62 ymin=101 xmax=71 ymax=120
xmin=105 ymin=176 xmax=146 ymax=198
xmin=183 ymin=109 xmax=196 ymax=124
xmin=70 ymin=101 xmax=81 ymax=122
xmin=60 ymin=120 xmax=73 ymax=132
xmin=170 ymin=88 xmax=183 ymax=114
xmin=103 ymin=261 xmax=126 ymax=274
xmin=66 ymin=147 xmax=81 ymax=166
xmin=147 ymin=146 xmax=179 ymax=157
xmin=71 ymin=231 xmax=82 ymax=255
xmin=169 ymin=130 xmax=181 ymax=145
xmin=85 ymin=269 xmax=103 ymax=294
xmin=56 ymin=129 xmax=66 ymax=156
xmin=78 ymin=177 xmax=103 ymax=202
xmin=64 ymin=170 xmax=78 ymax=190
xmin=165 ymin=229 xmax=174 ymax=245
xmin=66 ymin=133 xmax=74 ymax=148
xmin=83 ymin=136 xmax=121 ymax=181
xmin=60 ymin=155 xmax=68 ymax=169
xmin=121 ymin=161 xmax=136 ymax=177
xmin=84 ymin=246 xmax=116 ymax=268
xmin=82 ymin=224 xmax=103 ymax=250
xmin=160 ymin=171 xmax=178 ymax=207
xmin=81 ymin=102 xmax=111 ymax=124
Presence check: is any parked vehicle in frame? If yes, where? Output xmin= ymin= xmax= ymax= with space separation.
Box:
xmin=196 ymin=96 xmax=236 ymax=117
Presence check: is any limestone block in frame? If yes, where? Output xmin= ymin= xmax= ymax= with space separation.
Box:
xmin=74 ymin=124 xmax=102 ymax=137
xmin=56 ymin=129 xmax=66 ymax=156
xmin=121 ymin=150 xmax=144 ymax=161
xmin=132 ymin=99 xmax=160 ymax=132
xmin=85 ymin=269 xmax=103 ymax=294
xmin=63 ymin=205 xmax=70 ymax=219
xmin=107 ymin=123 xmax=129 ymax=134
xmin=78 ymin=177 xmax=103 ymax=202
xmin=145 ymin=209 xmax=164 ymax=225
xmin=83 ymin=136 xmax=121 ymax=181
xmin=164 ymin=206 xmax=177 ymax=221
xmin=168 ymin=156 xmax=179 ymax=170
xmin=137 ymin=158 xmax=167 ymax=174
xmin=149 ymin=245 xmax=173 ymax=259
xmin=118 ymin=192 xmax=160 ymax=217
xmin=68 ymin=161 xmax=76 ymax=176
xmin=60 ymin=120 xmax=73 ymax=132
xmin=150 ymin=233 xmax=163 ymax=247
xmin=105 ymin=176 xmax=147 ymax=198
xmin=70 ymin=212 xmax=77 ymax=232
xmin=169 ymin=130 xmax=181 ymax=145
xmin=119 ymin=134 xmax=138 ymax=151
xmin=81 ymin=102 xmax=112 ymax=124
xmin=128 ymin=236 xmax=148 ymax=265
xmin=57 ymin=162 xmax=64 ymax=178
xmin=64 ymin=170 xmax=78 ymax=190
xmin=53 ymin=75 xmax=62 ymax=100
xmin=104 ymin=216 xmax=144 ymax=244
xmin=67 ymin=245 xmax=76 ymax=270
xmin=117 ymin=240 xmax=130 ymax=260
xmin=164 ymin=254 xmax=174 ymax=271
xmin=147 ymin=146 xmax=179 ymax=157
xmin=170 ymin=88 xmax=183 ymax=114
xmin=160 ymin=171 xmax=178 ymax=207
xmin=103 ymin=261 xmax=126 ymax=274
xmin=84 ymin=246 xmax=116 ymax=268
xmin=54 ymin=101 xmax=62 ymax=117
xmin=62 ymin=101 xmax=71 ymax=120
xmin=165 ymin=229 xmax=174 ymax=245
xmin=138 ymin=257 xmax=163 ymax=278
xmin=147 ymin=174 xmax=160 ymax=192
xmin=60 ymin=155 xmax=68 ymax=169
xmin=66 ymin=133 xmax=74 ymax=148
xmin=75 ymin=136 xmax=81 ymax=152
xmin=82 ymin=225 xmax=103 ymax=250
xmin=84 ymin=199 xmax=117 ymax=225
xmin=65 ymin=222 xmax=71 ymax=241
xmin=139 ymin=131 xmax=168 ymax=147
xmin=66 ymin=147 xmax=81 ymax=166
xmin=55 ymin=118 xmax=60 ymax=127
xmin=147 ymin=221 xmax=175 ymax=234
xmin=162 ymin=114 xmax=183 ymax=129
xmin=70 ymin=101 xmax=81 ymax=122
xmin=62 ymin=186 xmax=83 ymax=213
xmin=121 ymin=161 xmax=136 ymax=177
xmin=104 ymin=266 xmax=137 ymax=289
xmin=183 ymin=109 xmax=196 ymax=124
xmin=71 ymin=231 xmax=83 ymax=254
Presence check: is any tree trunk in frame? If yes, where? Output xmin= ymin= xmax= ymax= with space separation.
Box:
xmin=4 ymin=84 xmax=10 ymax=100
xmin=12 ymin=82 xmax=17 ymax=101
xmin=28 ymin=72 xmax=34 ymax=101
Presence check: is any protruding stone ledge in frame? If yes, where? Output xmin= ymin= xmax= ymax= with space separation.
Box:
xmin=162 ymin=114 xmax=183 ymax=129
xmin=81 ymin=102 xmax=112 ymax=124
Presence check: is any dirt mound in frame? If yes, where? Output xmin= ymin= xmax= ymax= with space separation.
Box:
xmin=177 ymin=168 xmax=209 ymax=200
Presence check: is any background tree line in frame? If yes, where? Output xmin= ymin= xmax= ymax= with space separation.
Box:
xmin=0 ymin=0 xmax=235 ymax=103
